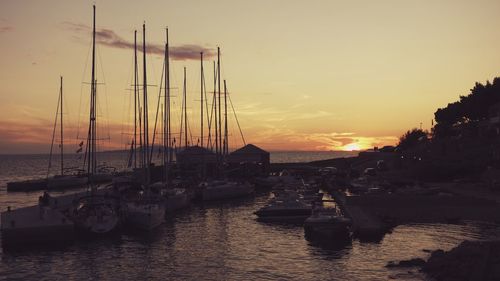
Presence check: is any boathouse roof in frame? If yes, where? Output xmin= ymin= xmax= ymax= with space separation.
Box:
xmin=230 ymin=144 xmax=269 ymax=155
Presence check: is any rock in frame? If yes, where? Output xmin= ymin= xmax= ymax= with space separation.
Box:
xmin=423 ymin=240 xmax=500 ymax=281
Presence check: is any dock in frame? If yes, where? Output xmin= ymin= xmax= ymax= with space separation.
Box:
xmin=329 ymin=187 xmax=387 ymax=241
xmin=0 ymin=187 xmax=114 ymax=248
xmin=1 ymin=204 xmax=74 ymax=249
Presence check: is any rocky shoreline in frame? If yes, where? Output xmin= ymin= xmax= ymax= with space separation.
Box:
xmin=388 ymin=240 xmax=500 ymax=281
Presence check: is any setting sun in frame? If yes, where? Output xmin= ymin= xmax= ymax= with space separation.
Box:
xmin=342 ymin=142 xmax=361 ymax=151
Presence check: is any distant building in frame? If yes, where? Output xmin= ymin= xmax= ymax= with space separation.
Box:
xmin=176 ymin=146 xmax=217 ymax=177
xmin=227 ymin=144 xmax=270 ymax=176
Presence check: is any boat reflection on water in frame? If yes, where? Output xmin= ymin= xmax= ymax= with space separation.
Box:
xmin=305 ymin=232 xmax=353 ymax=254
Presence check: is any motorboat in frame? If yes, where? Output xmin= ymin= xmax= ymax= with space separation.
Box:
xmin=255 ymin=196 xmax=312 ymax=223
xmin=304 ymin=206 xmax=352 ymax=240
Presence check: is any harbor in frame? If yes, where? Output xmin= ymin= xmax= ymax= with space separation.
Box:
xmin=2 ymin=155 xmax=500 ymax=280
xmin=3 ymin=1 xmax=500 ymax=280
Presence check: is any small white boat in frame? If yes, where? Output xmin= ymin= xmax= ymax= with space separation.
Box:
xmin=304 ymin=206 xmax=352 ymax=239
xmin=255 ymin=196 xmax=312 ymax=223
xmin=125 ymin=197 xmax=165 ymax=231
xmin=200 ymin=180 xmax=254 ymax=201
xmin=163 ymin=188 xmax=189 ymax=212
xmin=149 ymin=182 xmax=190 ymax=212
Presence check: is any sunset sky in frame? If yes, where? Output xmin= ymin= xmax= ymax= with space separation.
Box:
xmin=1 ymin=0 xmax=500 ymax=154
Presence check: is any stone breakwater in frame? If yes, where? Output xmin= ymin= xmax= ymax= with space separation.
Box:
xmin=423 ymin=240 xmax=500 ymax=281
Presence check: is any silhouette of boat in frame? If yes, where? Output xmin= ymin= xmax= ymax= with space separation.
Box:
xmin=71 ymin=5 xmax=121 ymax=236
xmin=304 ymin=203 xmax=352 ymax=240
xmin=122 ymin=23 xmax=165 ymax=231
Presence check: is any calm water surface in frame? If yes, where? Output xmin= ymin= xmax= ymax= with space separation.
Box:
xmin=1 ymin=152 xmax=499 ymax=280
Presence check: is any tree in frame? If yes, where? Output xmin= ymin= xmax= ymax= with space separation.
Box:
xmin=433 ymin=77 xmax=500 ymax=138
xmin=398 ymin=128 xmax=428 ymax=151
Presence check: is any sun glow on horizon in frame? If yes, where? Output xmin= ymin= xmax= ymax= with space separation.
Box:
xmin=341 ymin=142 xmax=361 ymax=151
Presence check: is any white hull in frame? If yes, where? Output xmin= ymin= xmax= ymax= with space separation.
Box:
xmin=164 ymin=188 xmax=189 ymax=212
xmin=74 ymin=203 xmax=120 ymax=235
xmin=126 ymin=202 xmax=165 ymax=230
xmin=304 ymin=214 xmax=352 ymax=239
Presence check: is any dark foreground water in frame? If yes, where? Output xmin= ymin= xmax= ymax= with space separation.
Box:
xmin=1 ymin=152 xmax=500 ymax=280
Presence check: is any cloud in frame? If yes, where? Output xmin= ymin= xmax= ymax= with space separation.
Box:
xmin=0 ymin=26 xmax=12 ymax=33
xmin=61 ymin=22 xmax=215 ymax=60
xmin=0 ymin=116 xmax=399 ymax=154
xmin=241 ymin=124 xmax=397 ymax=151
xmin=0 ymin=19 xmax=13 ymax=33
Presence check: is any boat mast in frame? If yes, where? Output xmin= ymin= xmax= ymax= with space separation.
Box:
xmin=200 ymin=52 xmax=204 ymax=148
xmin=143 ymin=22 xmax=150 ymax=184
xmin=217 ymin=47 xmax=222 ymax=161
xmin=166 ymin=28 xmax=171 ymax=166
xmin=183 ymin=67 xmax=188 ymax=148
xmin=134 ymin=30 xmax=138 ymax=169
xmin=213 ymin=61 xmax=218 ymax=155
xmin=60 ymin=76 xmax=64 ymax=176
xmin=224 ymin=79 xmax=228 ymax=157
xmin=163 ymin=28 xmax=169 ymax=183
xmin=86 ymin=4 xmax=97 ymax=178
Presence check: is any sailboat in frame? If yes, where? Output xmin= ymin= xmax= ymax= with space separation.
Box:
xmin=46 ymin=76 xmax=88 ymax=190
xmin=71 ymin=5 xmax=121 ymax=235
xmin=123 ymin=23 xmax=165 ymax=231
xmin=148 ymin=28 xmax=189 ymax=213
xmin=6 ymin=77 xmax=88 ymax=192
xmin=198 ymin=47 xmax=254 ymax=201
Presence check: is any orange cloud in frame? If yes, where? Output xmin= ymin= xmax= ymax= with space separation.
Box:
xmin=241 ymin=125 xmax=397 ymax=151
xmin=61 ymin=22 xmax=215 ymax=60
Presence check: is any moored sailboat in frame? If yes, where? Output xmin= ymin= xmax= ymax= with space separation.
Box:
xmin=197 ymin=47 xmax=255 ymax=200
xmin=7 ymin=77 xmax=87 ymax=192
xmin=123 ymin=23 xmax=165 ymax=231
xmin=46 ymin=77 xmax=88 ymax=189
xmin=71 ymin=5 xmax=121 ymax=236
